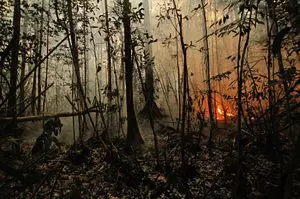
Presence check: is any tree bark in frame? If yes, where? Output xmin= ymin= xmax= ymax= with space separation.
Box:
xmin=66 ymin=0 xmax=107 ymax=149
xmin=67 ymin=0 xmax=85 ymax=144
xmin=43 ymin=0 xmax=51 ymax=113
xmin=140 ymin=0 xmax=161 ymax=118
xmin=37 ymin=0 xmax=45 ymax=114
xmin=123 ymin=0 xmax=144 ymax=146
xmin=19 ymin=3 xmax=28 ymax=116
xmin=7 ymin=0 xmax=21 ymax=128
xmin=171 ymin=0 xmax=188 ymax=168
xmin=104 ymin=0 xmax=113 ymax=133
xmin=200 ymin=0 xmax=215 ymax=144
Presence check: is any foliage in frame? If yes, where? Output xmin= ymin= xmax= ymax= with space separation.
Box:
xmin=0 ymin=0 xmax=300 ymax=198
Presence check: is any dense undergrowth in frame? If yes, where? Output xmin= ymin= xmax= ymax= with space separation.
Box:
xmin=0 ymin=123 xmax=298 ymax=199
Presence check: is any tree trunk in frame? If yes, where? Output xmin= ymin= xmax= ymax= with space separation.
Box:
xmin=19 ymin=4 xmax=28 ymax=116
xmin=32 ymin=23 xmax=39 ymax=115
xmin=7 ymin=0 xmax=21 ymax=128
xmin=213 ymin=0 xmax=227 ymax=123
xmin=234 ymin=3 xmax=252 ymax=198
xmin=37 ymin=0 xmax=45 ymax=114
xmin=67 ymin=0 xmax=107 ymax=149
xmin=104 ymin=0 xmax=112 ymax=134
xmin=123 ymin=0 xmax=144 ymax=146
xmin=43 ymin=0 xmax=51 ymax=113
xmin=31 ymin=54 xmax=37 ymax=115
xmin=82 ymin=0 xmax=88 ymax=134
xmin=171 ymin=0 xmax=188 ymax=168
xmin=67 ymin=0 xmax=85 ymax=144
xmin=266 ymin=0 xmax=294 ymax=141
xmin=139 ymin=0 xmax=161 ymax=119
xmin=200 ymin=0 xmax=215 ymax=144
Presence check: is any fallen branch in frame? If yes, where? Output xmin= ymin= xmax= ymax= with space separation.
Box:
xmin=0 ymin=109 xmax=99 ymax=123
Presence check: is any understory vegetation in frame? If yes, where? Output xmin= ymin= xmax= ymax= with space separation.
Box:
xmin=0 ymin=0 xmax=299 ymax=198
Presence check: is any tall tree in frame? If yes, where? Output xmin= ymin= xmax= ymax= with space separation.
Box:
xmin=42 ymin=0 xmax=51 ymax=113
xmin=19 ymin=0 xmax=28 ymax=116
xmin=234 ymin=1 xmax=253 ymax=197
xmin=82 ymin=0 xmax=88 ymax=134
xmin=169 ymin=0 xmax=189 ymax=167
xmin=67 ymin=0 xmax=106 ymax=148
xmin=7 ymin=0 xmax=21 ymax=126
xmin=104 ymin=0 xmax=113 ymax=133
xmin=123 ymin=0 xmax=144 ymax=146
xmin=37 ymin=0 xmax=45 ymax=114
xmin=31 ymin=39 xmax=37 ymax=114
xmin=67 ymin=0 xmax=85 ymax=144
xmin=200 ymin=0 xmax=215 ymax=144
xmin=213 ymin=0 xmax=227 ymax=123
xmin=139 ymin=0 xmax=161 ymax=118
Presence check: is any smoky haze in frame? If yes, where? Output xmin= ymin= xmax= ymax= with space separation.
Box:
xmin=15 ymin=0 xmax=299 ymax=145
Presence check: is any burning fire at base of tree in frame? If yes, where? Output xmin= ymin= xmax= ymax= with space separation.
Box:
xmin=192 ymin=97 xmax=236 ymax=121
xmin=215 ymin=104 xmax=235 ymax=121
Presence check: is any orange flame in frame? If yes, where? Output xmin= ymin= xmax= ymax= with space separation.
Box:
xmin=216 ymin=104 xmax=235 ymax=120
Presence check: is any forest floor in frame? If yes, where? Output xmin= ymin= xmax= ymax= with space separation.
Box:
xmin=0 ymin=121 xmax=299 ymax=198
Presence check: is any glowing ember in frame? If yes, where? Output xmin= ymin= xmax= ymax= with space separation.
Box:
xmin=216 ymin=104 xmax=234 ymax=120
xmin=217 ymin=105 xmax=224 ymax=115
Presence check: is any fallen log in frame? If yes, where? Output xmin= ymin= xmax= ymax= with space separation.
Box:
xmin=0 ymin=109 xmax=99 ymax=123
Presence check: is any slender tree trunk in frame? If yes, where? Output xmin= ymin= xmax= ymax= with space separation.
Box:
xmin=234 ymin=4 xmax=252 ymax=198
xmin=104 ymin=0 xmax=112 ymax=134
xmin=37 ymin=0 xmax=45 ymax=114
xmin=90 ymin=29 xmax=108 ymax=134
xmin=83 ymin=0 xmax=88 ymax=97
xmin=112 ymin=59 xmax=122 ymax=136
xmin=140 ymin=0 xmax=161 ymax=118
xmin=200 ymin=0 xmax=215 ymax=144
xmin=82 ymin=0 xmax=88 ymax=134
xmin=176 ymin=30 xmax=181 ymax=131
xmin=8 ymin=0 xmax=21 ymax=128
xmin=120 ymin=42 xmax=126 ymax=136
xmin=172 ymin=0 xmax=188 ymax=168
xmin=179 ymin=17 xmax=188 ymax=168
xmin=134 ymin=49 xmax=159 ymax=164
xmin=123 ymin=0 xmax=144 ymax=146
xmin=19 ymin=5 xmax=28 ymax=116
xmin=234 ymin=8 xmax=245 ymax=199
xmin=72 ymin=63 xmax=77 ymax=147
xmin=269 ymin=0 xmax=293 ymax=137
xmin=266 ymin=0 xmax=293 ymax=142
xmin=67 ymin=0 xmax=85 ymax=144
xmin=186 ymin=0 xmax=192 ymax=134
xmin=43 ymin=0 xmax=51 ymax=113
xmin=213 ymin=0 xmax=227 ymax=123
xmin=265 ymin=5 xmax=277 ymax=151
xmin=31 ymin=52 xmax=37 ymax=115
xmin=67 ymin=0 xmax=107 ymax=149
xmin=32 ymin=22 xmax=39 ymax=115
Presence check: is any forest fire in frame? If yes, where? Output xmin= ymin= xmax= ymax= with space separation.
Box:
xmin=215 ymin=104 xmax=235 ymax=120
xmin=0 ymin=0 xmax=299 ymax=198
